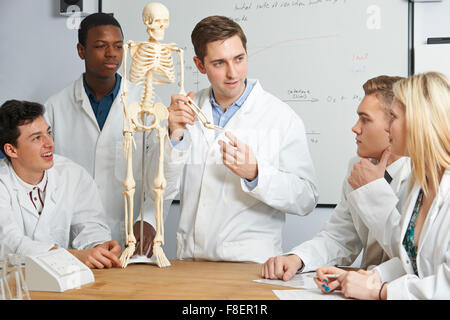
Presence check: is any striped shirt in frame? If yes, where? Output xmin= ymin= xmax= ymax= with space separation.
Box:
xmin=12 ymin=170 xmax=48 ymax=216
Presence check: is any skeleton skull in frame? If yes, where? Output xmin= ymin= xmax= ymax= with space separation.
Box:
xmin=142 ymin=2 xmax=169 ymax=41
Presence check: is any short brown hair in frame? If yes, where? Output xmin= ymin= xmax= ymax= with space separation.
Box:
xmin=0 ymin=100 xmax=44 ymax=161
xmin=363 ymin=75 xmax=404 ymax=115
xmin=191 ymin=16 xmax=247 ymax=62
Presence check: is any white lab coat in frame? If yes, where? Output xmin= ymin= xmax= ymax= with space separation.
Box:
xmin=146 ymin=79 xmax=318 ymax=263
xmin=348 ymin=169 xmax=450 ymax=299
xmin=0 ymin=155 xmax=111 ymax=256
xmin=288 ymin=156 xmax=411 ymax=271
xmin=44 ymin=75 xmax=147 ymax=246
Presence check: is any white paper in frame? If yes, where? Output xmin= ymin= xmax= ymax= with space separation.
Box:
xmin=253 ymin=273 xmax=318 ymax=289
xmin=273 ymin=288 xmax=347 ymax=300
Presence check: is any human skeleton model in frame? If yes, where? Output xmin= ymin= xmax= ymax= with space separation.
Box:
xmin=120 ymin=2 xmax=223 ymax=268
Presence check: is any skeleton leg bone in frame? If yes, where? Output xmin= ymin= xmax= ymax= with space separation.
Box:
xmin=151 ymin=123 xmax=170 ymax=267
xmin=120 ymin=131 xmax=137 ymax=268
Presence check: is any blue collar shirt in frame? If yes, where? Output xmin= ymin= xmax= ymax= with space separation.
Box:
xmin=83 ymin=73 xmax=122 ymax=131
xmin=211 ymin=79 xmax=258 ymax=187
xmin=210 ymin=79 xmax=255 ymax=132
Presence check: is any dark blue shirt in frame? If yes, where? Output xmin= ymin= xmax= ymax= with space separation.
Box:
xmin=83 ymin=73 xmax=121 ymax=131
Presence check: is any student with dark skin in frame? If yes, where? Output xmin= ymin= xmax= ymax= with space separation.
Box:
xmin=45 ymin=13 xmax=156 ymax=251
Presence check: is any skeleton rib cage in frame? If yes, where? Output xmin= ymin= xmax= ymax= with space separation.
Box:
xmin=129 ymin=42 xmax=176 ymax=107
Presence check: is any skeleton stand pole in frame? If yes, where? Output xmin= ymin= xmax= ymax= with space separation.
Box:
xmin=139 ymin=125 xmax=146 ymax=256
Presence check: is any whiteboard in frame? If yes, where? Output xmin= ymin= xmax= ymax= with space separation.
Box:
xmin=104 ymin=0 xmax=409 ymax=205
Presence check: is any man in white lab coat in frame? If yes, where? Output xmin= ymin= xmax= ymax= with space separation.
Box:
xmin=261 ymin=75 xmax=411 ymax=280
xmin=0 ymin=100 xmax=121 ymax=269
xmin=139 ymin=16 xmax=319 ymax=263
xmin=44 ymin=13 xmax=156 ymax=248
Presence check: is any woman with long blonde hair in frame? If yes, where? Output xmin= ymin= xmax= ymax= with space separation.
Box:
xmin=314 ymin=72 xmax=450 ymax=299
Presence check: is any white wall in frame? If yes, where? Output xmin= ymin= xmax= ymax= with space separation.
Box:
xmin=0 ymin=0 xmax=82 ymax=104
xmin=414 ymin=0 xmax=450 ymax=47
xmin=2 ymin=0 xmax=447 ymax=266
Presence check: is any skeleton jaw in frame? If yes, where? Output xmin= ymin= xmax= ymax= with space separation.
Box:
xmin=147 ymin=27 xmax=165 ymax=41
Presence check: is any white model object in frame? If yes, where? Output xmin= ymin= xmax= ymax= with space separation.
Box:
xmin=25 ymin=249 xmax=94 ymax=292
xmin=120 ymin=2 xmax=223 ymax=268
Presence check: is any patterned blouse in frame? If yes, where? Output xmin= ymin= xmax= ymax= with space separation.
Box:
xmin=402 ymin=189 xmax=424 ymax=275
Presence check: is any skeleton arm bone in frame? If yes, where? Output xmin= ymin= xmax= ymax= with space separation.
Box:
xmin=166 ymin=43 xmax=185 ymax=95
xmin=121 ymin=42 xmax=137 ymax=153
xmin=185 ymin=96 xmax=225 ymax=133
xmin=165 ymin=44 xmax=223 ymax=133
xmin=121 ymin=41 xmax=138 ymax=106
xmin=121 ymin=41 xmax=130 ymax=130
xmin=176 ymin=47 xmax=185 ymax=95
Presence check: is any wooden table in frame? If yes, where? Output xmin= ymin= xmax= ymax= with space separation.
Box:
xmin=30 ymin=260 xmax=289 ymax=300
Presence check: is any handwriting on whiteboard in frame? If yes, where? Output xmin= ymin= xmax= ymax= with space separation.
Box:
xmin=306 ymin=130 xmax=321 ymax=144
xmin=233 ymin=0 xmax=348 ymax=22
xmin=234 ymin=0 xmax=347 ymax=11
xmin=283 ymin=89 xmax=362 ymax=104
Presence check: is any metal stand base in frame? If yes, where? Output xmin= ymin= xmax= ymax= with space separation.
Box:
xmin=127 ymin=254 xmax=171 ymax=267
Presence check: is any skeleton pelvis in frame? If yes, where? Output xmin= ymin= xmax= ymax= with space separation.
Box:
xmin=151 ymin=102 xmax=169 ymax=121
xmin=141 ymin=102 xmax=169 ymax=122
xmin=129 ymin=101 xmax=169 ymax=126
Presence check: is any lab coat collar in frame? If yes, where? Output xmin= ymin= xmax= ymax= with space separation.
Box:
xmin=36 ymin=165 xmax=59 ymax=225
xmin=44 ymin=165 xmax=59 ymax=206
xmin=75 ymin=73 xmax=131 ymax=135
xmin=386 ymin=156 xmax=407 ymax=177
xmin=7 ymin=161 xmax=58 ymax=219
xmin=399 ymin=169 xmax=449 ymax=273
xmin=418 ymin=169 xmax=450 ymax=251
xmin=96 ymin=75 xmax=127 ymax=135
xmin=13 ymin=184 xmax=39 ymax=219
xmin=386 ymin=157 xmax=411 ymax=193
xmin=75 ymin=75 xmax=101 ymax=132
xmin=436 ymin=169 xmax=450 ymax=205
xmin=10 ymin=169 xmax=48 ymax=193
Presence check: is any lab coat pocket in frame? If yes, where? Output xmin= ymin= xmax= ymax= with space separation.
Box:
xmin=221 ymin=239 xmax=276 ymax=263
xmin=114 ymin=135 xmax=143 ymax=182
